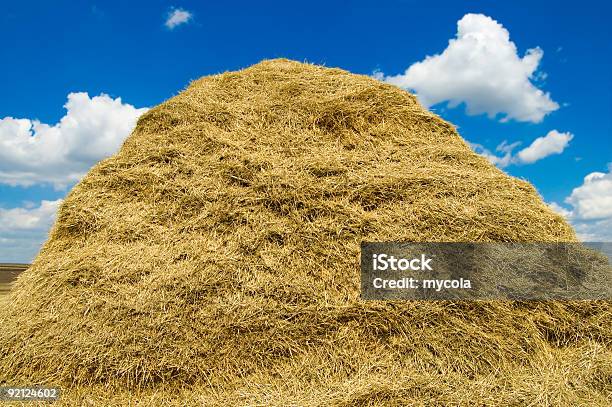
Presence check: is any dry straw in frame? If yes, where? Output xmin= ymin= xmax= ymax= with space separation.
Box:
xmin=1 ymin=59 xmax=610 ymax=406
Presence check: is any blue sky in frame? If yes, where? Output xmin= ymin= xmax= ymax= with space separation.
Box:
xmin=1 ymin=1 xmax=611 ymax=261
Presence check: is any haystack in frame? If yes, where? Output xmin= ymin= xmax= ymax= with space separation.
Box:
xmin=1 ymin=59 xmax=610 ymax=406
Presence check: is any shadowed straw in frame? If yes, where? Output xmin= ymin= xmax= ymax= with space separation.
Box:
xmin=1 ymin=59 xmax=610 ymax=406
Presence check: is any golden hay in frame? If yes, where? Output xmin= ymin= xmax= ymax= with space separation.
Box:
xmin=1 ymin=59 xmax=610 ymax=406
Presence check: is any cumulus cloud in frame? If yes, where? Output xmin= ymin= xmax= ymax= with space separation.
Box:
xmin=550 ymin=164 xmax=612 ymax=241
xmin=516 ymin=130 xmax=574 ymax=164
xmin=548 ymin=202 xmax=572 ymax=218
xmin=0 ymin=200 xmax=62 ymax=262
xmin=565 ymin=168 xmax=612 ymax=220
xmin=569 ymin=218 xmax=612 ymax=242
xmin=471 ymin=130 xmax=573 ymax=168
xmin=165 ymin=8 xmax=193 ymax=29
xmin=0 ymin=92 xmax=148 ymax=188
xmin=377 ymin=13 xmax=559 ymax=123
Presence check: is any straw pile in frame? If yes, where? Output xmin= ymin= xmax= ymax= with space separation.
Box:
xmin=1 ymin=59 xmax=610 ymax=406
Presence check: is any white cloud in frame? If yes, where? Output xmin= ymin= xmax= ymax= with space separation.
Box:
xmin=516 ymin=130 xmax=573 ymax=164
xmin=0 ymin=200 xmax=60 ymax=232
xmin=471 ymin=130 xmax=573 ymax=168
xmin=550 ymin=164 xmax=612 ymax=241
xmin=548 ymin=202 xmax=572 ymax=218
xmin=0 ymin=199 xmax=62 ymax=262
xmin=470 ymin=141 xmax=514 ymax=168
xmin=377 ymin=13 xmax=559 ymax=123
xmin=0 ymin=92 xmax=148 ymax=188
xmin=569 ymin=218 xmax=612 ymax=242
xmin=565 ymin=167 xmax=612 ymax=220
xmin=165 ymin=8 xmax=193 ymax=29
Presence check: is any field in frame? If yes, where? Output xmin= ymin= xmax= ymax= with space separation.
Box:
xmin=0 ymin=264 xmax=28 ymax=299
